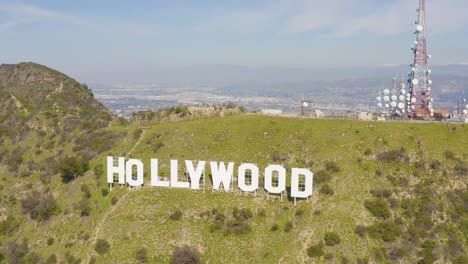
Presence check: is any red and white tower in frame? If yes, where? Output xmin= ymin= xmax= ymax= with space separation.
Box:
xmin=407 ymin=0 xmax=433 ymax=118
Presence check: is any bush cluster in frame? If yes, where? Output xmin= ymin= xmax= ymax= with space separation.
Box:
xmin=171 ymin=246 xmax=201 ymax=264
xmin=364 ymin=199 xmax=391 ymax=219
xmin=21 ymin=191 xmax=59 ymax=221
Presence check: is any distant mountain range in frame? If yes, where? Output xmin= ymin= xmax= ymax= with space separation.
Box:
xmin=75 ymin=64 xmax=468 ymax=85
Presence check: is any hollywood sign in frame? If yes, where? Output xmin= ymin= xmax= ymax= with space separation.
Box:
xmin=107 ymin=157 xmax=314 ymax=199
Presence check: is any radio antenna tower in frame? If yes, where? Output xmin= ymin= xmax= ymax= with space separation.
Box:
xmin=407 ymin=0 xmax=433 ymax=119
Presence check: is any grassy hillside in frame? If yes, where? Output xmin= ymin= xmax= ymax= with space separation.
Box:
xmin=0 ymin=63 xmax=466 ymax=264
xmin=1 ymin=114 xmax=467 ymax=263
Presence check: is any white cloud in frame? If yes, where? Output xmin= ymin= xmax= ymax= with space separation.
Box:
xmin=283 ymin=0 xmax=468 ymax=36
xmin=0 ymin=3 xmax=158 ymax=37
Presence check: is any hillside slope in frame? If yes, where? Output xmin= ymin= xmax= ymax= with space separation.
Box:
xmin=0 ymin=64 xmax=466 ymax=264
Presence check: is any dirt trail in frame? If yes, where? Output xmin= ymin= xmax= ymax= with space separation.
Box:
xmin=84 ymin=128 xmax=147 ymax=263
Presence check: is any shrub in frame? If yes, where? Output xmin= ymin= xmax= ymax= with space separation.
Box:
xmin=320 ymin=184 xmax=334 ymax=195
xmin=133 ymin=128 xmax=143 ymax=139
xmin=364 ymin=200 xmax=391 ymax=219
xmin=367 ymin=222 xmax=400 ymax=242
xmin=170 ymin=210 xmax=183 ymax=221
xmin=270 ymin=224 xmax=279 ymax=231
xmin=364 ymin=148 xmax=372 ymax=156
xmin=171 ymin=246 xmax=201 ymax=264
xmin=46 ymin=254 xmax=57 ymax=264
xmin=370 ymin=189 xmax=392 ymax=199
xmin=314 ymin=170 xmax=331 ymax=184
xmin=47 ymin=237 xmax=54 ymax=246
xmin=21 ymin=191 xmax=58 ymax=221
xmin=95 ymin=239 xmax=110 ymax=255
xmin=429 ymin=160 xmax=441 ymax=170
xmin=444 ymin=150 xmax=455 ymax=160
xmin=284 ymin=221 xmax=293 ymax=232
xmin=355 ymin=225 xmax=367 ymax=237
xmin=101 ymin=188 xmax=109 ymax=197
xmin=377 ymin=148 xmax=407 ymax=163
xmin=0 ymin=216 xmax=19 ymax=235
xmin=111 ymin=196 xmax=118 ymax=205
xmin=81 ymin=184 xmax=91 ymax=198
xmin=324 ymin=232 xmax=341 ymax=246
xmin=272 ymin=152 xmax=284 ymax=162
xmin=454 ymin=163 xmax=467 ymax=176
xmin=325 ymin=161 xmax=340 ymax=172
xmin=307 ymin=242 xmax=324 ymax=257
xmin=153 ymin=142 xmax=164 ymax=152
xmin=6 ymin=238 xmax=29 ymax=264
xmin=94 ymin=164 xmax=104 ymax=178
xmin=136 ymin=248 xmax=148 ymax=263
xmin=357 ymin=257 xmax=369 ymax=264
xmin=76 ymin=197 xmax=91 ymax=216
xmin=295 ymin=208 xmax=305 ymax=216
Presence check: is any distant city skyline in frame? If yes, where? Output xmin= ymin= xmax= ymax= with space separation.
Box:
xmin=1 ymin=0 xmax=468 ymax=77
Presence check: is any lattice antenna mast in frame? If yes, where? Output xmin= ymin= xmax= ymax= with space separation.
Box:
xmin=408 ymin=0 xmax=433 ymax=118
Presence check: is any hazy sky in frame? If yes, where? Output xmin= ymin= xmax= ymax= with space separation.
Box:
xmin=1 ymin=0 xmax=468 ymax=74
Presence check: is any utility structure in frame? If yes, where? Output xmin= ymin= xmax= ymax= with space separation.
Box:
xmin=407 ymin=0 xmax=434 ymax=119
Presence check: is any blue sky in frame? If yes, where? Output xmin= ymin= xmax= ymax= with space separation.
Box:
xmin=1 ymin=0 xmax=468 ymax=75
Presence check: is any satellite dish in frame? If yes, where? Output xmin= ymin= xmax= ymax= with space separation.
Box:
xmin=428 ymin=54 xmax=432 ymax=58
xmin=377 ymin=103 xmax=382 ymax=108
xmin=414 ymin=41 xmax=418 ymax=44
xmin=430 ymin=98 xmax=434 ymax=102
xmin=302 ymin=102 xmax=309 ymax=107
xmin=412 ymin=79 xmax=419 ymax=85
xmin=391 ymin=101 xmax=397 ymax=108
xmin=430 ymin=113 xmax=434 ymax=117
xmin=465 ymin=104 xmax=468 ymax=110
xmin=411 ymin=97 xmax=417 ymax=103
xmin=399 ymin=95 xmax=405 ymax=101
xmin=383 ymin=96 xmax=390 ymax=102
xmin=463 ymin=109 xmax=468 ymax=115
xmin=412 ymin=68 xmax=416 ymax=72
xmin=416 ymin=25 xmax=424 ymax=31
xmin=428 ymin=80 xmax=432 ymax=84
xmin=400 ymin=83 xmax=406 ymax=89
xmin=385 ymin=104 xmax=389 ymax=108
xmin=428 ymin=69 xmax=432 ymax=74
xmin=376 ymin=96 xmax=382 ymax=102
xmin=401 ymin=89 xmax=407 ymax=95
xmin=402 ymin=109 xmax=406 ymax=113
xmin=428 ymin=87 xmax=431 ymax=91
xmin=411 ymin=105 xmax=416 ymax=110
xmin=383 ymin=89 xmax=390 ymax=95
xmin=391 ymin=95 xmax=398 ymax=101
xmin=398 ymin=102 xmax=405 ymax=109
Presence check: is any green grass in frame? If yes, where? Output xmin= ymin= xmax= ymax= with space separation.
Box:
xmin=1 ymin=115 xmax=467 ymax=263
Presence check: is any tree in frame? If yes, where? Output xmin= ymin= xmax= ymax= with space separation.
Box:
xmin=59 ymin=155 xmax=90 ymax=183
